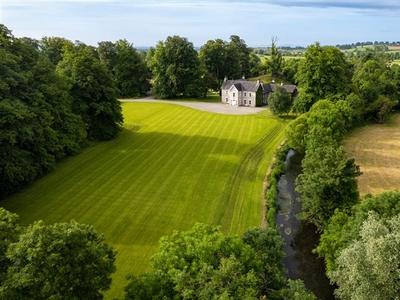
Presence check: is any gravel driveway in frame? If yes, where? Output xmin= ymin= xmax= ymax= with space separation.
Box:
xmin=120 ymin=97 xmax=268 ymax=115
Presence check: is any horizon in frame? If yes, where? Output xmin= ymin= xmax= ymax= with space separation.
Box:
xmin=1 ymin=1 xmax=399 ymax=48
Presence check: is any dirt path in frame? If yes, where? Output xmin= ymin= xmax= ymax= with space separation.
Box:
xmin=120 ymin=97 xmax=268 ymax=115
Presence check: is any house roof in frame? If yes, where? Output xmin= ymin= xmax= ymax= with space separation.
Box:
xmin=222 ymin=78 xmax=297 ymax=94
xmin=221 ymin=78 xmax=261 ymax=92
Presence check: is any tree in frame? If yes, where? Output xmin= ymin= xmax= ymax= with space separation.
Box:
xmin=316 ymin=191 xmax=400 ymax=273
xmin=267 ymin=37 xmax=283 ymax=78
xmin=199 ymin=38 xmax=229 ymax=90
xmin=125 ymin=224 xmax=286 ymax=300
xmin=285 ymin=113 xmax=309 ymax=153
xmin=40 ymin=36 xmax=74 ymax=66
xmin=296 ymin=145 xmax=361 ymax=229
xmin=57 ymin=42 xmax=123 ymax=140
xmin=228 ymin=35 xmax=252 ymax=78
xmin=294 ymin=43 xmax=351 ymax=112
xmin=267 ymin=85 xmax=293 ymax=115
xmin=0 ymin=25 xmax=86 ymax=199
xmin=151 ymin=35 xmax=205 ymax=99
xmin=280 ymin=279 xmax=317 ymax=300
xmin=98 ymin=40 xmax=151 ymax=97
xmin=330 ymin=213 xmax=400 ymax=300
xmin=352 ymin=59 xmax=398 ymax=122
xmin=0 ymin=220 xmax=116 ymax=300
xmin=0 ymin=208 xmax=20 ymax=282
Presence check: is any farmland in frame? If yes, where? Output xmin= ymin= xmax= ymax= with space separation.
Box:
xmin=343 ymin=113 xmax=400 ymax=196
xmin=1 ymin=102 xmax=286 ymax=298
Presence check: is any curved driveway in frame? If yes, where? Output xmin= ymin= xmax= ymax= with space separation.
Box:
xmin=120 ymin=97 xmax=268 ymax=115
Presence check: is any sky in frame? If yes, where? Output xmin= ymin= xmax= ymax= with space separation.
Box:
xmin=1 ymin=0 xmax=399 ymax=48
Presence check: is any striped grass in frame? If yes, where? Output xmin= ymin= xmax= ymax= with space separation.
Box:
xmin=1 ymin=102 xmax=286 ymax=299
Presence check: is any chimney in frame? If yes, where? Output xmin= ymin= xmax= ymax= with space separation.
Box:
xmin=280 ymin=82 xmax=283 ymax=86
xmin=242 ymin=74 xmax=245 ymax=80
xmin=224 ymin=76 xmax=227 ymax=82
xmin=272 ymin=79 xmax=275 ymax=83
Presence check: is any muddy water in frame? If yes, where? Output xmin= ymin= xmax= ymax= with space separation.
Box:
xmin=276 ymin=150 xmax=335 ymax=300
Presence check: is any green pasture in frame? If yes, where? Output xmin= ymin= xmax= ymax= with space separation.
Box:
xmin=1 ymin=102 xmax=286 ymax=299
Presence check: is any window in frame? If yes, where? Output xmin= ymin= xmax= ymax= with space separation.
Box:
xmin=244 ymin=92 xmax=246 ymax=96
xmin=226 ymin=98 xmax=228 ymax=102
xmin=249 ymin=100 xmax=252 ymax=105
xmin=233 ymin=93 xmax=235 ymax=97
xmin=249 ymin=93 xmax=252 ymax=97
xmin=226 ymin=90 xmax=228 ymax=94
xmin=244 ymin=100 xmax=247 ymax=105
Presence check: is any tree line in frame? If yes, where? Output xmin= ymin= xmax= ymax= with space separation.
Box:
xmin=281 ymin=42 xmax=400 ymax=299
xmin=0 ymin=24 xmax=124 ymax=199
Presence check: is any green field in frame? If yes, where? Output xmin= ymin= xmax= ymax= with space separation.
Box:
xmin=1 ymin=102 xmax=286 ymax=299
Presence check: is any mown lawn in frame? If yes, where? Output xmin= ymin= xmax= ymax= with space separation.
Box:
xmin=1 ymin=102 xmax=286 ymax=299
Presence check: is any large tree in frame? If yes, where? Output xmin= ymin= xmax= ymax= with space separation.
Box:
xmin=151 ymin=35 xmax=205 ymax=99
xmin=293 ymin=43 xmax=351 ymax=113
xmin=125 ymin=224 xmax=287 ymax=300
xmin=316 ymin=191 xmax=400 ymax=273
xmin=57 ymin=42 xmax=123 ymax=140
xmin=330 ymin=213 xmax=400 ymax=300
xmin=0 ymin=220 xmax=116 ymax=300
xmin=98 ymin=39 xmax=151 ymax=97
xmin=267 ymin=85 xmax=293 ymax=115
xmin=352 ymin=59 xmax=398 ymax=123
xmin=296 ymin=145 xmax=361 ymax=229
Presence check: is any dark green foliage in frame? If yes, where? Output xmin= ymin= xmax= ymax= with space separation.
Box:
xmin=316 ymin=191 xmax=400 ymax=273
xmin=296 ymin=145 xmax=361 ymax=229
xmin=282 ymin=58 xmax=301 ymax=84
xmin=98 ymin=39 xmax=151 ymax=97
xmin=294 ymin=43 xmax=351 ymax=112
xmin=0 ymin=219 xmax=116 ymax=300
xmin=151 ymin=36 xmax=206 ymax=99
xmin=58 ymin=42 xmax=123 ymax=140
xmin=268 ymin=86 xmax=293 ymax=115
xmin=39 ymin=36 xmax=74 ymax=66
xmin=0 ymin=208 xmax=20 ymax=282
xmin=125 ymin=223 xmax=286 ymax=300
xmin=242 ymin=227 xmax=286 ymax=294
xmin=0 ymin=26 xmax=86 ymax=199
xmin=199 ymin=36 xmax=259 ymax=90
xmin=352 ymin=59 xmax=398 ymax=122
xmin=280 ymin=279 xmax=317 ymax=300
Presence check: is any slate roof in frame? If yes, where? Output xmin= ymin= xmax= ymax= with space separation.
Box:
xmin=221 ymin=79 xmax=261 ymax=92
xmin=222 ymin=78 xmax=297 ymax=94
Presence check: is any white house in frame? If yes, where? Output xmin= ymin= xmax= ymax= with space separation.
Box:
xmin=221 ymin=77 xmax=298 ymax=107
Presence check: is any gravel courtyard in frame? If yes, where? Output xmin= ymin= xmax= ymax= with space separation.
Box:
xmin=120 ymin=97 xmax=268 ymax=115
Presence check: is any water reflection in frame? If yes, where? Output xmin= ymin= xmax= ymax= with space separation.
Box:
xmin=276 ymin=150 xmax=335 ymax=300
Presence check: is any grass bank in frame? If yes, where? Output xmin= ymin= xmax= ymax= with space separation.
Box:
xmin=1 ymin=102 xmax=286 ymax=299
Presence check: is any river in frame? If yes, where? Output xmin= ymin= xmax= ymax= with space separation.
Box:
xmin=276 ymin=149 xmax=335 ymax=300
